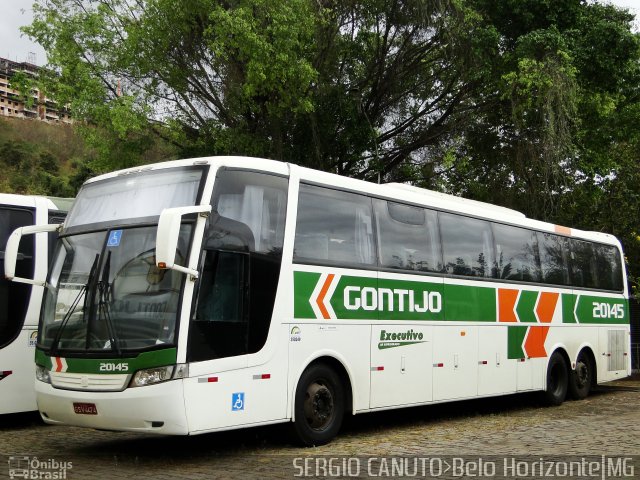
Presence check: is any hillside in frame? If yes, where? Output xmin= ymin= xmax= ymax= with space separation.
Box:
xmin=0 ymin=117 xmax=89 ymax=196
xmin=0 ymin=117 xmax=177 ymax=196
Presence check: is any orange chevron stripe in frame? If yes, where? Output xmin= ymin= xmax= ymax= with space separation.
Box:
xmin=536 ymin=292 xmax=559 ymax=323
xmin=498 ymin=288 xmax=519 ymax=322
xmin=524 ymin=292 xmax=558 ymax=358
xmin=316 ymin=274 xmax=335 ymax=320
xmin=524 ymin=326 xmax=550 ymax=358
xmin=54 ymin=356 xmax=63 ymax=373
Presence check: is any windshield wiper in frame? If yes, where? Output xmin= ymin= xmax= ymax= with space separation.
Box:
xmin=49 ymin=253 xmax=99 ymax=356
xmin=96 ymin=250 xmax=122 ymax=355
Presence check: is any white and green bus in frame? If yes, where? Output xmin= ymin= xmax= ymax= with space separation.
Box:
xmin=0 ymin=193 xmax=70 ymax=415
xmin=4 ymin=157 xmax=629 ymax=445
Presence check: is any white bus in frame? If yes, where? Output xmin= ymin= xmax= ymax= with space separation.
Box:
xmin=0 ymin=194 xmax=71 ymax=415
xmin=4 ymin=157 xmax=629 ymax=445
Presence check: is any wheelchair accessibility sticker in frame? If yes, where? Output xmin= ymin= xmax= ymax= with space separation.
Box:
xmin=107 ymin=230 xmax=123 ymax=247
xmin=232 ymin=392 xmax=245 ymax=411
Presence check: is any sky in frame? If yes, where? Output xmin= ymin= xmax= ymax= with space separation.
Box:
xmin=0 ymin=0 xmax=639 ymax=66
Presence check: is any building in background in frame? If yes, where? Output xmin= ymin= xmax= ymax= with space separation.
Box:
xmin=0 ymin=56 xmax=71 ymax=123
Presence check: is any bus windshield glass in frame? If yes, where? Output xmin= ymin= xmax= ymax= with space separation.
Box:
xmin=40 ymin=225 xmax=192 ymax=353
xmin=66 ymin=166 xmax=204 ymax=228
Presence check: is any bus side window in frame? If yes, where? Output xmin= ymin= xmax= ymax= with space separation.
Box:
xmin=190 ymin=250 xmax=249 ymax=361
xmin=439 ymin=212 xmax=495 ymax=278
xmin=375 ymin=199 xmax=442 ymax=273
xmin=0 ymin=207 xmax=35 ymax=348
xmin=570 ymin=239 xmax=597 ymax=289
xmin=539 ymin=233 xmax=571 ymax=286
xmin=189 ymin=169 xmax=288 ymax=362
xmin=294 ymin=185 xmax=375 ymax=267
xmin=594 ymin=244 xmax=624 ymax=291
xmin=210 ymin=170 xmax=287 ymax=255
xmin=493 ymin=223 xmax=542 ymax=282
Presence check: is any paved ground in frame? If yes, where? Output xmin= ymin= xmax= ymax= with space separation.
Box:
xmin=1 ymin=376 xmax=638 ymax=479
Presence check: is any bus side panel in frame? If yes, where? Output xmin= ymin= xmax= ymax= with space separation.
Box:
xmin=288 ymin=322 xmax=371 ymax=415
xmin=597 ymin=327 xmax=631 ymax=383
xmin=183 ymin=325 xmax=289 ymax=433
xmin=478 ymin=326 xmax=517 ymax=396
xmin=432 ymin=326 xmax=479 ymax=401
xmin=0 ymin=327 xmax=37 ymax=414
xmin=370 ymin=325 xmax=433 ymax=408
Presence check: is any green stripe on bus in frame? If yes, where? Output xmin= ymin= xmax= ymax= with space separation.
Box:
xmin=293 ymin=271 xmax=321 ymax=319
xmin=516 ymin=291 xmax=538 ymax=323
xmin=442 ymin=283 xmax=496 ymax=322
xmin=507 ymin=326 xmax=528 ymax=359
xmin=574 ymin=296 xmax=629 ymax=324
xmin=35 ymin=348 xmax=177 ymax=374
xmin=292 ymin=271 xmax=628 ymax=324
xmin=562 ymin=294 xmax=578 ymax=323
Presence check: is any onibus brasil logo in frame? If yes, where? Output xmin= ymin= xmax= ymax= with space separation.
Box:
xmin=378 ymin=328 xmax=426 ymax=350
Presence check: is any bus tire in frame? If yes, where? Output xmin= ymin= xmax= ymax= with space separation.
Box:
xmin=568 ymin=350 xmax=593 ymax=400
xmin=542 ymin=351 xmax=569 ymax=406
xmin=292 ymin=363 xmax=345 ymax=447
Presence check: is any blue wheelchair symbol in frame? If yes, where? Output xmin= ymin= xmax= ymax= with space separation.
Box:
xmin=107 ymin=230 xmax=123 ymax=247
xmin=232 ymin=392 xmax=245 ymax=411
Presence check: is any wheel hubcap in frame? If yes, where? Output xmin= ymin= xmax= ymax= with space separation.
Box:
xmin=304 ymin=382 xmax=334 ymax=430
xmin=576 ymin=361 xmax=589 ymax=387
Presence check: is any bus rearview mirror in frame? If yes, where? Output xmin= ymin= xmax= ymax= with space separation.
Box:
xmin=4 ymin=224 xmax=61 ymax=286
xmin=156 ymin=205 xmax=211 ymax=278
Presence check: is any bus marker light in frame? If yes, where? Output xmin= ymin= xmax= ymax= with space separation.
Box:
xmin=253 ymin=374 xmax=271 ymax=380
xmin=433 ymin=363 xmax=444 ymax=368
xmin=0 ymin=371 xmax=12 ymax=380
xmin=198 ymin=377 xmax=218 ymax=383
xmin=371 ymin=366 xmax=384 ymax=371
xmin=479 ymin=361 xmax=488 ymax=365
xmin=158 ymin=262 xmax=167 ymax=269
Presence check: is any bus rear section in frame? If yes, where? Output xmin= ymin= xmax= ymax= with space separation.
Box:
xmin=0 ymin=194 xmax=69 ymax=414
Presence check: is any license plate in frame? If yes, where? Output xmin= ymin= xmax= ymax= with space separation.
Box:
xmin=73 ymin=402 xmax=98 ymax=415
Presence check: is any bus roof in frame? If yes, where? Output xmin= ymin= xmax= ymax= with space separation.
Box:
xmin=79 ymin=156 xmax=622 ymax=249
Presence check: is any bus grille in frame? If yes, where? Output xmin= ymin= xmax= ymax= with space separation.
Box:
xmin=50 ymin=372 xmax=130 ymax=391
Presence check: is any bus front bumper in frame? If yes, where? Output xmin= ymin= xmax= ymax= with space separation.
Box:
xmin=35 ymin=379 xmax=189 ymax=434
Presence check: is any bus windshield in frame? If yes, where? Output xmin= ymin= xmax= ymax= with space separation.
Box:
xmin=66 ymin=166 xmax=204 ymax=228
xmin=40 ymin=225 xmax=192 ymax=354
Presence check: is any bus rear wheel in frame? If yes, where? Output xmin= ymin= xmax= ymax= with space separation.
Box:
xmin=292 ymin=363 xmax=344 ymax=446
xmin=542 ymin=351 xmax=569 ymax=406
xmin=568 ymin=351 xmax=593 ymax=400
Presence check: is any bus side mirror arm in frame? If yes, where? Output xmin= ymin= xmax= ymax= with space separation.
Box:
xmin=156 ymin=205 xmax=212 ymax=279
xmin=4 ymin=223 xmax=61 ymax=286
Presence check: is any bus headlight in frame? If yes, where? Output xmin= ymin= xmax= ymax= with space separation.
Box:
xmin=35 ymin=365 xmax=51 ymax=384
xmin=130 ymin=366 xmax=175 ymax=387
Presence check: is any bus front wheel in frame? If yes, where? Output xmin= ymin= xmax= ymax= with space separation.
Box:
xmin=292 ymin=363 xmax=345 ymax=446
xmin=543 ymin=352 xmax=569 ymax=406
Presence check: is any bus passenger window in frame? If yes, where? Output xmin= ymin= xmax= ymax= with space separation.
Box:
xmin=294 ymin=185 xmax=375 ymax=267
xmin=593 ymin=244 xmax=623 ymax=291
xmin=539 ymin=233 xmax=571 ymax=286
xmin=440 ymin=212 xmax=495 ymax=278
xmin=493 ymin=223 xmax=542 ymax=282
xmin=375 ymin=200 xmax=442 ymax=273
xmin=570 ymin=239 xmax=597 ymax=289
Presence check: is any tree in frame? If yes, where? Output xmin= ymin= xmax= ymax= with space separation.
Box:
xmin=25 ymin=0 xmax=492 ymax=179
